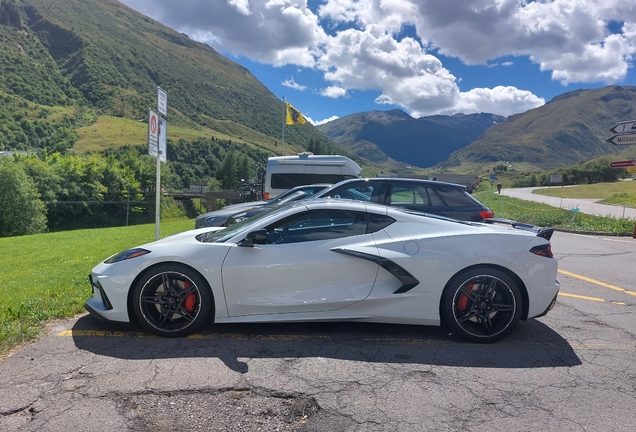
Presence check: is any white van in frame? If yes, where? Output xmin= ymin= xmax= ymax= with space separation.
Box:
xmin=263 ymin=153 xmax=362 ymax=199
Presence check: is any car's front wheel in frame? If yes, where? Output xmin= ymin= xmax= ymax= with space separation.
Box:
xmin=441 ymin=267 xmax=522 ymax=343
xmin=132 ymin=263 xmax=213 ymax=337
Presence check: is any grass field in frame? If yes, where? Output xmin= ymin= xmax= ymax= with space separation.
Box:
xmin=0 ymin=218 xmax=193 ymax=357
xmin=474 ymin=188 xmax=635 ymax=234
xmin=72 ymin=116 xmax=248 ymax=153
xmin=532 ymin=181 xmax=636 ymax=207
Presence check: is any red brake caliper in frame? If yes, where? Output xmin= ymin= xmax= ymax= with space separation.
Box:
xmin=183 ymin=281 xmax=196 ymax=313
xmin=457 ymin=282 xmax=474 ymax=312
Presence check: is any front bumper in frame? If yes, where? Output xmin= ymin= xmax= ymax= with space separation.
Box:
xmin=84 ymin=263 xmax=139 ymax=323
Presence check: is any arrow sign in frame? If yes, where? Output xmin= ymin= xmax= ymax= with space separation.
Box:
xmin=606 ymin=134 xmax=636 ymax=145
xmin=609 ymin=159 xmax=636 ymax=168
xmin=609 ymin=120 xmax=636 ymax=135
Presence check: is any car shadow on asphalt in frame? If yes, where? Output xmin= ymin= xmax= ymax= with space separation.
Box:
xmin=69 ymin=315 xmax=581 ymax=373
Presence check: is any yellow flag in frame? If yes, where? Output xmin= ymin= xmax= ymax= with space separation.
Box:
xmin=285 ymin=102 xmax=306 ymax=125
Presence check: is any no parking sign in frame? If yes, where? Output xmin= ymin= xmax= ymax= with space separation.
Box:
xmin=148 ymin=109 xmax=159 ymax=158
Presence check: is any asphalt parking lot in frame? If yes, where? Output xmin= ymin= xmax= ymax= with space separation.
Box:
xmin=1 ymin=231 xmax=635 ymax=431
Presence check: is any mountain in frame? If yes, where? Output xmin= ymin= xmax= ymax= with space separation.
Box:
xmin=440 ymin=86 xmax=636 ymax=172
xmin=317 ymin=110 xmax=506 ymax=168
xmin=0 ymin=0 xmax=334 ymax=158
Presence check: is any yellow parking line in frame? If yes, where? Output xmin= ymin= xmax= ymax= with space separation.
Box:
xmin=558 ymin=292 xmax=604 ymax=302
xmin=57 ymin=330 xmax=158 ymax=337
xmin=558 ymin=269 xmax=636 ymax=297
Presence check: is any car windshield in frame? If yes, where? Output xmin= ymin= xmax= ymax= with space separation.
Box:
xmin=196 ymin=204 xmax=298 ymax=243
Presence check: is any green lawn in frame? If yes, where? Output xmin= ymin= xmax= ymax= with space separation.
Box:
xmin=474 ymin=189 xmax=635 ymax=235
xmin=0 ymin=218 xmax=193 ymax=357
xmin=72 ymin=116 xmax=247 ymax=153
xmin=532 ymin=181 xmax=636 ymax=207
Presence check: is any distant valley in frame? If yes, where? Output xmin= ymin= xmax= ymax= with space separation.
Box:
xmin=319 ymin=86 xmax=636 ymax=174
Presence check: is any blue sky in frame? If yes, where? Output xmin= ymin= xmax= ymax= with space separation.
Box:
xmin=119 ymin=0 xmax=636 ymax=125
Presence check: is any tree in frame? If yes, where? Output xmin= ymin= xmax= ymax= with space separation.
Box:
xmin=216 ymin=147 xmax=237 ymax=189
xmin=236 ymin=154 xmax=251 ymax=181
xmin=0 ymin=162 xmax=47 ymax=237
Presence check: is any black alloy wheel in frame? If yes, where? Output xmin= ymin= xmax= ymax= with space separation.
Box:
xmin=132 ymin=264 xmax=213 ymax=337
xmin=441 ymin=268 xmax=522 ymax=343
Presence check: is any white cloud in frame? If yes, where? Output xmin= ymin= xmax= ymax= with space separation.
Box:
xmin=119 ymin=0 xmax=636 ymax=116
xmin=320 ymin=86 xmax=347 ymax=98
xmin=410 ymin=0 xmax=636 ymax=84
xmin=282 ymin=76 xmax=307 ymax=91
xmin=305 ymin=115 xmax=340 ymax=126
xmin=227 ymin=0 xmax=251 ymax=16
xmin=450 ymin=86 xmax=545 ymax=117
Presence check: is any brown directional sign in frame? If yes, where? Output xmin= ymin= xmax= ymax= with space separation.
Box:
xmin=609 ymin=159 xmax=636 ymax=168
xmin=609 ymin=120 xmax=636 ymax=135
xmin=606 ymin=134 xmax=636 ymax=145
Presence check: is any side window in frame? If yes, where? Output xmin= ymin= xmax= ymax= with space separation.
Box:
xmin=367 ymin=214 xmax=395 ymax=233
xmin=271 ymin=174 xmax=347 ymax=189
xmin=387 ymin=186 xmax=424 ymax=205
xmin=386 ymin=185 xmax=445 ymax=207
xmin=434 ymin=187 xmax=475 ymax=206
xmin=265 ymin=209 xmax=368 ymax=244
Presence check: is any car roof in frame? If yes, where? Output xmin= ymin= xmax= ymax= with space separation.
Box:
xmin=288 ymin=183 xmax=333 ymax=191
xmin=317 ymin=177 xmax=467 ymax=192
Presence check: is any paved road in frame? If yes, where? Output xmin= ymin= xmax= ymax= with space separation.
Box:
xmin=499 ymin=186 xmax=636 ymax=219
xmin=2 ymin=231 xmax=636 ymax=431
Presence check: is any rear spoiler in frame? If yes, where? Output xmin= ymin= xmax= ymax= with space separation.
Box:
xmin=482 ymin=218 xmax=554 ymax=241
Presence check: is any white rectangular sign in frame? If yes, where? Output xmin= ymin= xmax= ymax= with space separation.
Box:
xmin=549 ymin=174 xmax=563 ymax=184
xmin=159 ymin=117 xmax=167 ymax=163
xmin=157 ymin=87 xmax=167 ymax=116
xmin=148 ymin=109 xmax=159 ymax=157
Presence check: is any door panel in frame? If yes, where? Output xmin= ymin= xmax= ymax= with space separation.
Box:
xmin=221 ymin=237 xmax=379 ymax=316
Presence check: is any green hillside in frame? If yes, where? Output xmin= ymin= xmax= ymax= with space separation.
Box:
xmin=441 ymin=86 xmax=636 ymax=172
xmin=0 ymin=0 xmax=336 ymax=159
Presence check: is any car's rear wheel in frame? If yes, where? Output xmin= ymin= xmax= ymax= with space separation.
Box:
xmin=441 ymin=267 xmax=522 ymax=343
xmin=132 ymin=263 xmax=213 ymax=337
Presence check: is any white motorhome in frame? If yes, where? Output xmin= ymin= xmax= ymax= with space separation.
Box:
xmin=263 ymin=153 xmax=362 ymax=199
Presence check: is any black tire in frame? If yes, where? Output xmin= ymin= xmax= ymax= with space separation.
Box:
xmin=132 ymin=263 xmax=214 ymax=337
xmin=441 ymin=267 xmax=522 ymax=343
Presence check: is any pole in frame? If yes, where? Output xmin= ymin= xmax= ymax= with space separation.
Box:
xmin=155 ymin=122 xmax=161 ymax=240
xmin=281 ymin=96 xmax=286 ymax=156
xmin=126 ymin=186 xmax=130 ymax=226
xmin=155 ymin=152 xmax=161 ymax=240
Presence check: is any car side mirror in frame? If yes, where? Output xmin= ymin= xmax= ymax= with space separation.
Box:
xmin=238 ymin=229 xmax=268 ymax=247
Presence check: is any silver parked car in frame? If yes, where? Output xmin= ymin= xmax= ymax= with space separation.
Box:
xmin=195 ymin=184 xmax=331 ymax=228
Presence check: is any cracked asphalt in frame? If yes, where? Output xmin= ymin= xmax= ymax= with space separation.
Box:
xmin=1 ymin=231 xmax=636 ymax=431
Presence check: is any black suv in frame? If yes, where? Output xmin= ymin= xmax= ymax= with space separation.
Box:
xmin=312 ymin=178 xmax=493 ymax=221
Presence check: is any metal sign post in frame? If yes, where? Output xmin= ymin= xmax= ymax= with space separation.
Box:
xmin=148 ymin=87 xmax=168 ymax=240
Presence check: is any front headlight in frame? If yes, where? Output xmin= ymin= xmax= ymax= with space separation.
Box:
xmin=104 ymin=248 xmax=151 ymax=264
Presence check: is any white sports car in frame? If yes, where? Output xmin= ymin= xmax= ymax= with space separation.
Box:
xmin=86 ymin=199 xmax=560 ymax=343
